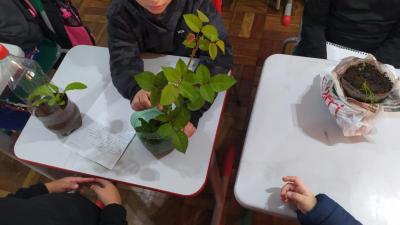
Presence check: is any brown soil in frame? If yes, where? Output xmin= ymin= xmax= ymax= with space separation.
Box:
xmin=342 ymin=63 xmax=393 ymax=94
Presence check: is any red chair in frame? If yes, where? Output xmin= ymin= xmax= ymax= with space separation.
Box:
xmin=212 ymin=0 xmax=222 ymax=14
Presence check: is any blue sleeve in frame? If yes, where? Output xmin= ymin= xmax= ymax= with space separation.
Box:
xmin=297 ymin=194 xmax=362 ymax=225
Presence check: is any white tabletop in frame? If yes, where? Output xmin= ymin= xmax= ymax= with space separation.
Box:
xmin=234 ymin=54 xmax=400 ymax=225
xmin=15 ymin=45 xmax=226 ymax=196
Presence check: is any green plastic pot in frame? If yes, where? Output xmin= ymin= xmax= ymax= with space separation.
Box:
xmin=130 ymin=108 xmax=174 ymax=157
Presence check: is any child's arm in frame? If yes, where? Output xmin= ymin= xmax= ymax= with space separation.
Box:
xmin=281 ymin=176 xmax=362 ymax=225
xmin=107 ymin=5 xmax=143 ymax=102
xmin=7 ymin=177 xmax=95 ymax=199
xmin=90 ymin=178 xmax=128 ymax=225
xmin=6 ymin=183 xmax=49 ymax=199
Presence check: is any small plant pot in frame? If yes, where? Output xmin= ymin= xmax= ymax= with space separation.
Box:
xmin=130 ymin=108 xmax=174 ymax=157
xmin=34 ymin=98 xmax=82 ymax=136
xmin=338 ymin=58 xmax=395 ymax=103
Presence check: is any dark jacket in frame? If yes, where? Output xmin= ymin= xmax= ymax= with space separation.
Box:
xmin=107 ymin=0 xmax=233 ymax=127
xmin=298 ymin=194 xmax=362 ymax=225
xmin=0 ymin=183 xmax=127 ymax=225
xmin=295 ymin=0 xmax=400 ymax=68
xmin=0 ymin=0 xmax=43 ymax=49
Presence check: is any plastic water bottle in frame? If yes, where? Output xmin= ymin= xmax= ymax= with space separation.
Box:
xmin=0 ymin=44 xmax=48 ymax=105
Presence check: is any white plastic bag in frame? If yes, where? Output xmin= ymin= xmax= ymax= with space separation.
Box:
xmin=321 ymin=56 xmax=398 ymax=137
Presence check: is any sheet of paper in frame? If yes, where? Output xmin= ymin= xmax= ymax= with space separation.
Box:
xmin=326 ymin=41 xmax=368 ymax=61
xmin=65 ymin=116 xmax=135 ymax=169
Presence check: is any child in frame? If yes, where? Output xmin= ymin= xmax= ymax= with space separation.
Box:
xmin=0 ymin=177 xmax=127 ymax=225
xmin=281 ymin=176 xmax=362 ymax=225
xmin=295 ymin=0 xmax=400 ymax=68
xmin=107 ymin=0 xmax=233 ymax=137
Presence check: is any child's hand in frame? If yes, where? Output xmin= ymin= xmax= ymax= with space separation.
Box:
xmin=132 ymin=89 xmax=151 ymax=110
xmin=45 ymin=177 xmax=95 ymax=194
xmin=280 ymin=176 xmax=317 ymax=214
xmin=90 ymin=178 xmax=122 ymax=206
xmin=183 ymin=122 xmax=196 ymax=137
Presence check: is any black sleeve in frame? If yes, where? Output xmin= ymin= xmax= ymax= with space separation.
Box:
xmin=297 ymin=194 xmax=362 ymax=225
xmin=190 ymin=0 xmax=233 ymax=127
xmin=107 ymin=6 xmax=143 ymax=101
xmin=373 ymin=20 xmax=400 ymax=68
xmin=295 ymin=0 xmax=331 ymax=59
xmin=99 ymin=204 xmax=128 ymax=225
xmin=7 ymin=183 xmax=49 ymax=199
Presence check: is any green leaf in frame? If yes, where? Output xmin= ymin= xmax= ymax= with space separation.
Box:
xmin=54 ymin=93 xmax=66 ymax=106
xmin=175 ymin=95 xmax=185 ymax=107
xmin=154 ymin=72 xmax=168 ymax=88
xmin=160 ymin=84 xmax=179 ymax=105
xmin=48 ymin=98 xmax=56 ymax=106
xmin=172 ymin=131 xmax=188 ymax=153
xmin=64 ymin=82 xmax=87 ymax=92
xmin=183 ymin=14 xmax=202 ymax=33
xmin=210 ymin=74 xmax=237 ymax=92
xmin=199 ymin=84 xmax=216 ymax=103
xmin=199 ymin=38 xmax=210 ymax=52
xmin=135 ymin=71 xmax=156 ymax=91
xmin=28 ymin=85 xmax=54 ymax=101
xmin=32 ymin=98 xmax=49 ymax=107
xmin=195 ymin=64 xmax=211 ymax=84
xmin=162 ymin=67 xmax=181 ymax=83
xmin=188 ymin=95 xmax=206 ymax=111
xmin=150 ymin=88 xmax=161 ymax=106
xmin=155 ymin=114 xmax=169 ymax=122
xmin=183 ymin=71 xmax=196 ymax=84
xmin=216 ymin=40 xmax=225 ymax=54
xmin=209 ymin=43 xmax=218 ymax=60
xmin=202 ymin=25 xmax=219 ymax=42
xmin=171 ymin=107 xmax=190 ymax=130
xmin=197 ymin=10 xmax=209 ymax=23
xmin=47 ymin=83 xmax=59 ymax=93
xmin=183 ymin=39 xmax=196 ymax=48
xmin=157 ymin=123 xmax=174 ymax=139
xmin=176 ymin=59 xmax=188 ymax=77
xmin=179 ymin=81 xmax=197 ymax=100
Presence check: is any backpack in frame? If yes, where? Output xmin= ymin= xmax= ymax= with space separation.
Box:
xmin=25 ymin=0 xmax=96 ymax=49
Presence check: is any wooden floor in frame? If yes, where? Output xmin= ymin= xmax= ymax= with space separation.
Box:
xmin=0 ymin=0 xmax=304 ymax=224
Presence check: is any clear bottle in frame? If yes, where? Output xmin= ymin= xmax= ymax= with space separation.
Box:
xmin=0 ymin=44 xmax=48 ymax=105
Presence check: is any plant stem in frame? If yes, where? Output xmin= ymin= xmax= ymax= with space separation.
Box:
xmin=187 ymin=33 xmax=201 ymax=68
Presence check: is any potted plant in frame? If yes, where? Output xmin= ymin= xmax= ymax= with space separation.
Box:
xmin=131 ymin=10 xmax=236 ymax=156
xmin=28 ymin=82 xmax=87 ymax=135
xmin=338 ymin=58 xmax=395 ymax=111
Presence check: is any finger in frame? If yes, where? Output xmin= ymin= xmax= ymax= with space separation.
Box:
xmin=287 ymin=191 xmax=307 ymax=205
xmin=65 ymin=181 xmax=79 ymax=190
xmin=139 ymin=96 xmax=148 ymax=109
xmin=94 ymin=178 xmax=113 ymax=187
xmin=283 ymin=176 xmax=305 ymax=187
xmin=133 ymin=98 xmax=142 ymax=110
xmin=281 ymin=183 xmax=294 ymax=201
xmin=141 ymin=94 xmax=152 ymax=108
xmin=69 ymin=177 xmax=96 ymax=183
xmin=90 ymin=184 xmax=102 ymax=194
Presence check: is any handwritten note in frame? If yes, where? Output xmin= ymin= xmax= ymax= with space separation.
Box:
xmin=65 ymin=116 xmax=134 ymax=169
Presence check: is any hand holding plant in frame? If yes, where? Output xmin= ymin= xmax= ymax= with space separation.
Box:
xmin=132 ymin=10 xmax=236 ymax=153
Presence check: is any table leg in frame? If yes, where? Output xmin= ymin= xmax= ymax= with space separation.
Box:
xmin=210 ymin=147 xmax=237 ymax=225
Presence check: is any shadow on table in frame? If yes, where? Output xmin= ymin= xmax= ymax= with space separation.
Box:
xmin=265 ymin=187 xmax=296 ymax=216
xmin=292 ymin=75 xmax=368 ymax=146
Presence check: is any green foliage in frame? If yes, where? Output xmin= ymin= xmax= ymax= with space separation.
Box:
xmin=361 ymin=81 xmax=375 ymax=107
xmin=134 ymin=10 xmax=236 ymax=153
xmin=28 ymin=82 xmax=87 ymax=107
